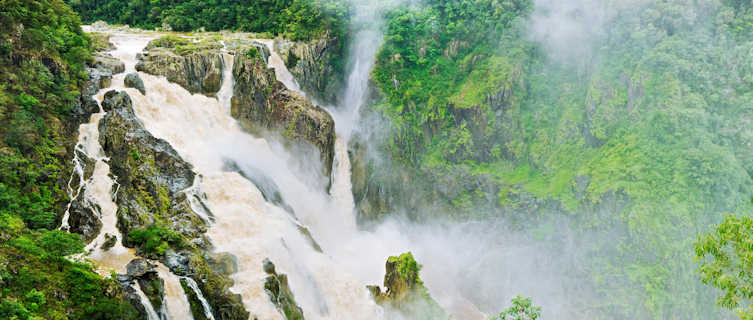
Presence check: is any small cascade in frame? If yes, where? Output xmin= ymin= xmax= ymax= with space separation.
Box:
xmin=255 ymin=39 xmax=303 ymax=95
xmin=60 ymin=146 xmax=86 ymax=230
xmin=156 ymin=264 xmax=194 ymax=320
xmin=134 ymin=284 xmax=162 ymax=320
xmin=182 ymin=277 xmax=216 ymax=320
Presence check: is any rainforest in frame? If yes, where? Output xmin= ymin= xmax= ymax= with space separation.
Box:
xmin=2 ymin=0 xmax=753 ymax=319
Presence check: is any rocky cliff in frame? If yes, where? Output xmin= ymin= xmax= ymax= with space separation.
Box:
xmin=97 ymin=90 xmax=249 ymax=320
xmin=231 ymin=46 xmax=335 ymax=182
xmin=275 ymin=31 xmax=344 ymax=105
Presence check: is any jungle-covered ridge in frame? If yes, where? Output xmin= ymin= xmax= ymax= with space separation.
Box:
xmin=4 ymin=0 xmax=753 ymax=319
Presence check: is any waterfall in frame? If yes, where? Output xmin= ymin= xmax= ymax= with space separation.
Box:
xmin=156 ymin=263 xmax=194 ymax=319
xmin=182 ymin=277 xmax=216 ymax=320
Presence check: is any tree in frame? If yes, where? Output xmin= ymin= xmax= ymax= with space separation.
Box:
xmin=696 ymin=214 xmax=753 ymax=319
xmin=494 ymin=295 xmax=542 ymax=320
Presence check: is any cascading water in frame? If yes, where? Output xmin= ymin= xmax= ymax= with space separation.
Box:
xmin=182 ymin=277 xmax=217 ymax=320
xmin=62 ymin=32 xmax=197 ymax=320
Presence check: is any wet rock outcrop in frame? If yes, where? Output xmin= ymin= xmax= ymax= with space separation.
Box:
xmin=125 ymin=72 xmax=146 ymax=95
xmin=98 ymin=90 xmax=206 ymax=248
xmin=67 ymin=194 xmax=103 ymax=243
xmin=263 ymin=258 xmax=305 ymax=320
xmin=367 ymin=252 xmax=448 ymax=320
xmin=98 ymin=90 xmax=249 ymax=320
xmin=136 ymin=38 xmax=224 ymax=96
xmin=128 ymin=259 xmax=166 ymax=316
xmin=231 ymin=47 xmax=335 ymax=181
xmin=275 ymin=32 xmax=344 ymax=104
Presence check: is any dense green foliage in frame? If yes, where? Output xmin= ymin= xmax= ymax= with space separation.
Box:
xmin=67 ymin=0 xmax=349 ymax=41
xmin=372 ymin=0 xmax=753 ymax=318
xmin=696 ymin=214 xmax=753 ymax=319
xmin=0 ymin=1 xmax=140 ymax=318
xmin=493 ymin=296 xmax=541 ymax=320
xmin=129 ymin=224 xmax=184 ymax=256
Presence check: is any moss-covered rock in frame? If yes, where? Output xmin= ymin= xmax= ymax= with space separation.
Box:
xmin=367 ymin=252 xmax=448 ymax=320
xmin=263 ymin=258 xmax=305 ymax=320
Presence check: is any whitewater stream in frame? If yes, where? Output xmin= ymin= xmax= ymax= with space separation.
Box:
xmin=64 ymin=28 xmax=506 ymax=320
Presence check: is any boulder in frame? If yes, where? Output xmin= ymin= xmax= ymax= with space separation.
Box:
xmin=126 ymin=258 xmax=156 ymax=279
xmin=124 ymin=72 xmax=146 ymax=95
xmin=67 ymin=191 xmax=103 ymax=243
xmin=93 ymin=53 xmax=125 ymax=74
xmin=102 ymin=233 xmax=117 ymax=251
xmin=231 ymin=47 xmax=335 ymax=184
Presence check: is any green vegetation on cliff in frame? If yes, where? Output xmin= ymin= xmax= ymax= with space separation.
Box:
xmin=371 ymin=0 xmax=753 ymax=318
xmin=0 ymin=1 xmax=140 ymax=318
xmin=67 ymin=0 xmax=348 ymax=41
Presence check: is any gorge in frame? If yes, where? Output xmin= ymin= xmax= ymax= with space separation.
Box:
xmin=5 ymin=0 xmax=753 ymax=319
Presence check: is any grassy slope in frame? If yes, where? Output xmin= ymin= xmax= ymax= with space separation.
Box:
xmin=0 ymin=1 xmax=139 ymax=318
xmin=372 ymin=0 xmax=753 ymax=318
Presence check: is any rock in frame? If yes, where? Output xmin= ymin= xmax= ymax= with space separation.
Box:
xmin=98 ymin=90 xmax=207 ymax=256
xmin=67 ymin=191 xmax=103 ymax=243
xmin=165 ymin=250 xmax=190 ymax=274
xmin=262 ymin=258 xmax=276 ymax=275
xmin=93 ymin=53 xmax=125 ymax=74
xmin=263 ymin=259 xmax=305 ymax=320
xmin=124 ymin=72 xmax=146 ymax=95
xmin=126 ymin=258 xmax=156 ymax=279
xmin=367 ymin=252 xmax=448 ymax=320
xmin=231 ymin=47 xmax=335 ymax=184
xmin=275 ymin=32 xmax=344 ymax=105
xmin=102 ymin=233 xmax=117 ymax=251
xmin=136 ymin=42 xmax=224 ymax=96
xmin=124 ymin=259 xmax=165 ymax=315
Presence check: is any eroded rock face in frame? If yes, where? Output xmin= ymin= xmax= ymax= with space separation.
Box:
xmin=231 ymin=47 xmax=335 ymax=182
xmin=67 ymin=192 xmax=103 ymax=243
xmin=367 ymin=252 xmax=448 ymax=320
xmin=275 ymin=32 xmax=343 ymax=105
xmin=136 ymin=47 xmax=224 ymax=96
xmin=97 ymin=90 xmax=206 ymax=249
xmin=263 ymin=258 xmax=305 ymax=320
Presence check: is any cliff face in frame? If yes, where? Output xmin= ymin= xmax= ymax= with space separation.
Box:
xmin=275 ymin=31 xmax=344 ymax=105
xmin=231 ymin=46 xmax=335 ymax=182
